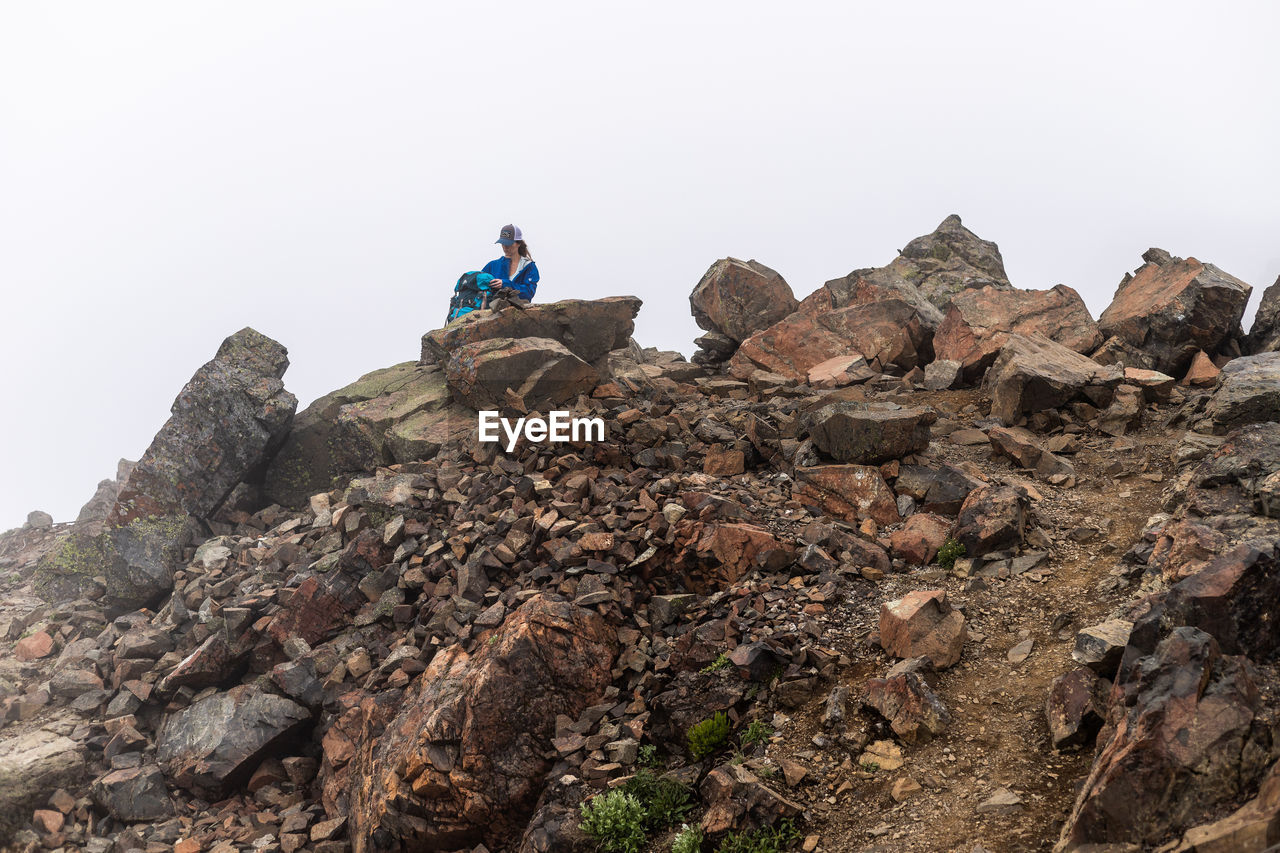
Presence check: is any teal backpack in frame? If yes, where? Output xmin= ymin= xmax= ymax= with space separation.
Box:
xmin=446 ymin=271 xmax=497 ymax=323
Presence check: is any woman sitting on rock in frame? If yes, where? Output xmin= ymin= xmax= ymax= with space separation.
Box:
xmin=481 ymin=224 xmax=540 ymax=302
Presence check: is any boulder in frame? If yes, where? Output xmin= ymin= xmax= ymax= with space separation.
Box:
xmin=892 ymin=464 xmax=983 ymax=516
xmin=110 ymin=327 xmax=296 ymax=524
xmin=1072 ymin=619 xmax=1133 ymax=678
xmin=25 ymin=511 xmax=53 ymax=529
xmin=421 ymin=296 xmax=642 ymax=370
xmin=923 ymin=359 xmax=962 ymax=391
xmin=690 ymin=258 xmax=799 ymax=344
xmin=348 ymin=595 xmax=617 ymax=852
xmin=879 ymin=589 xmax=966 ymax=669
xmin=863 ymin=672 xmax=951 ymax=744
xmin=263 ymin=362 xmax=466 ymax=508
xmin=1181 ymin=350 xmax=1221 ymax=387
xmin=92 ymin=765 xmax=173 ymax=822
xmin=987 ymin=426 xmax=1075 ymax=480
xmin=0 ymin=731 xmax=85 ymax=840
xmin=156 ymin=685 xmax=311 ymax=798
xmin=807 ymin=355 xmax=876 ymax=389
xmin=1097 ymin=249 xmax=1252 ymax=375
xmin=35 ymin=514 xmax=202 ymax=614
xmin=730 ymin=299 xmax=931 ymax=382
xmin=984 ymin=333 xmax=1122 ymax=425
xmin=445 ymin=337 xmax=599 ymax=411
xmin=1246 ymin=274 xmax=1280 ymax=354
xmin=1096 ymin=384 xmax=1145 ymax=437
xmin=1165 ymin=761 xmax=1280 ymax=852
xmin=933 ymin=285 xmax=1101 ymax=383
xmin=889 ymin=513 xmax=952 ymax=565
xmin=1200 ymin=352 xmax=1280 ymax=434
xmin=694 ymin=523 xmax=796 ymax=585
xmin=794 ymin=465 xmax=901 ymax=527
xmin=952 ymin=484 xmax=1029 ymax=557
xmin=1044 ymin=668 xmax=1108 ymax=750
xmin=1057 ymin=627 xmax=1268 ymax=849
xmin=802 ymin=400 xmax=934 ymax=465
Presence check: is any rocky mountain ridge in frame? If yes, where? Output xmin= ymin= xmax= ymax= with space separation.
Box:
xmin=2 ymin=215 xmax=1279 ymax=852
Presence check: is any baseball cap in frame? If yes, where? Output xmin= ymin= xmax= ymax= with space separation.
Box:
xmin=495 ymin=224 xmax=523 ymax=246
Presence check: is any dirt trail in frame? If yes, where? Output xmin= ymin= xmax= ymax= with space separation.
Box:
xmin=762 ymin=390 xmax=1178 ymax=853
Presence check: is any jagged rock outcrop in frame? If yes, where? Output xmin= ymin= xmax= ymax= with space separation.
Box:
xmin=1097 ymin=249 xmax=1252 ymax=375
xmin=74 ymin=459 xmax=136 ymax=528
xmin=421 ymin=297 xmax=642 ymax=370
xmin=933 ymin=284 xmax=1102 ymax=383
xmin=35 ymin=329 xmax=294 ymax=612
xmin=690 ymin=258 xmax=798 ymax=347
xmin=1246 ymin=274 xmax=1280 ymax=354
xmin=348 ymin=595 xmax=617 ymax=852
xmin=0 ymin=731 xmax=86 ymax=841
xmin=110 ymin=327 xmax=295 ymax=524
xmin=801 ymin=399 xmax=935 ymax=466
xmin=1199 ymin=352 xmax=1280 ymax=434
xmin=444 ymin=337 xmax=599 ymax=410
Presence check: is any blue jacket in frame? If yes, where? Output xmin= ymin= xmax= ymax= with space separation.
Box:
xmin=481 ymin=257 xmax=539 ymax=301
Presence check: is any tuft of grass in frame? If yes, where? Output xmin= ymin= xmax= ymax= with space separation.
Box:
xmin=672 ymin=823 xmax=705 ymax=853
xmin=936 ymin=537 xmax=966 ymax=570
xmin=860 ymin=760 xmax=880 ymax=773
xmin=688 ymin=711 xmax=731 ymax=761
xmin=700 ymin=652 xmax=732 ymax=674
xmin=579 ymin=790 xmax=647 ymax=853
xmin=621 ymin=768 xmax=694 ymax=831
xmin=715 ymin=819 xmax=801 ymax=853
xmin=739 ymin=719 xmax=773 ymax=750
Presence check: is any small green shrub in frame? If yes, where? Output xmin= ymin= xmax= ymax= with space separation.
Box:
xmin=579 ymin=790 xmax=647 ymax=853
xmin=739 ymin=719 xmax=773 ymax=750
xmin=860 ymin=760 xmax=880 ymax=773
xmin=715 ymin=819 xmax=801 ymax=853
xmin=637 ymin=743 xmax=660 ymax=767
xmin=688 ymin=711 xmax=731 ymax=760
xmin=672 ymin=823 xmax=705 ymax=853
xmin=936 ymin=537 xmax=966 ymax=570
xmin=700 ymin=652 xmax=732 ymax=674
xmin=622 ymin=768 xmax=694 ymax=831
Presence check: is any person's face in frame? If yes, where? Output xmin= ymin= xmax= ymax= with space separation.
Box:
xmin=502 ymin=241 xmax=518 ymax=258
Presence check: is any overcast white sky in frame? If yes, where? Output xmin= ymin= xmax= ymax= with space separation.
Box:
xmin=2 ymin=2 xmax=1278 ymax=525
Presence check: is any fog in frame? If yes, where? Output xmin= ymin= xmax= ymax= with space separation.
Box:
xmin=2 ymin=1 xmax=1277 ymax=525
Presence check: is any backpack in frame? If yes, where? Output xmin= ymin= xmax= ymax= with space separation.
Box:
xmin=446 ymin=271 xmax=498 ymax=323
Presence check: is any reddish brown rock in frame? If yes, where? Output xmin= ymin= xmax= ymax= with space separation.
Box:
xmin=729 ymin=299 xmax=931 ymax=382
xmin=985 ymin=334 xmax=1122 ymax=425
xmin=794 ymin=465 xmax=900 ymax=527
xmin=704 ymin=446 xmax=745 ymax=477
xmin=1058 ymin=627 xmax=1267 ymax=849
xmin=14 ymin=631 xmax=54 ymax=662
xmin=863 ymin=672 xmax=951 ymax=744
xmin=1147 ymin=520 xmax=1229 ymax=583
xmin=1166 ymin=760 xmax=1280 ymax=852
xmin=987 ymin=426 xmax=1075 ymax=480
xmin=700 ymin=762 xmax=802 ymax=835
xmin=879 ymin=590 xmax=966 ymax=669
xmin=695 ymin=523 xmax=795 ymax=585
xmin=889 ymin=513 xmax=952 ymax=565
xmin=444 ymin=337 xmax=599 ymax=410
xmin=933 ymin=284 xmax=1102 ymax=383
xmin=1045 ymin=668 xmax=1108 ymax=750
xmin=806 ymin=355 xmax=876 ymax=389
xmin=348 ymin=595 xmax=617 ymax=852
xmin=690 ymin=258 xmax=799 ymax=344
xmin=1097 ymin=249 xmax=1252 ymax=375
xmin=1181 ymin=349 xmax=1221 ymax=386
xmin=952 ymin=484 xmax=1029 ymax=557
xmin=421 ymin=296 xmax=642 ymax=370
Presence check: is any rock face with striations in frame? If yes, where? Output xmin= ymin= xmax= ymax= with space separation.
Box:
xmin=1199 ymin=352 xmax=1280 ymax=434
xmin=0 ymin=731 xmax=87 ymax=841
xmin=348 ymin=595 xmax=617 ymax=852
xmin=690 ymin=258 xmax=798 ymax=345
xmin=421 ymin=297 xmax=642 ymax=371
xmin=1097 ymin=249 xmax=1252 ymax=375
xmin=933 ymin=284 xmax=1102 ymax=384
xmin=444 ymin=337 xmax=599 ymax=410
xmin=36 ymin=328 xmax=295 ymax=612
xmin=263 ymin=362 xmax=469 ymax=509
